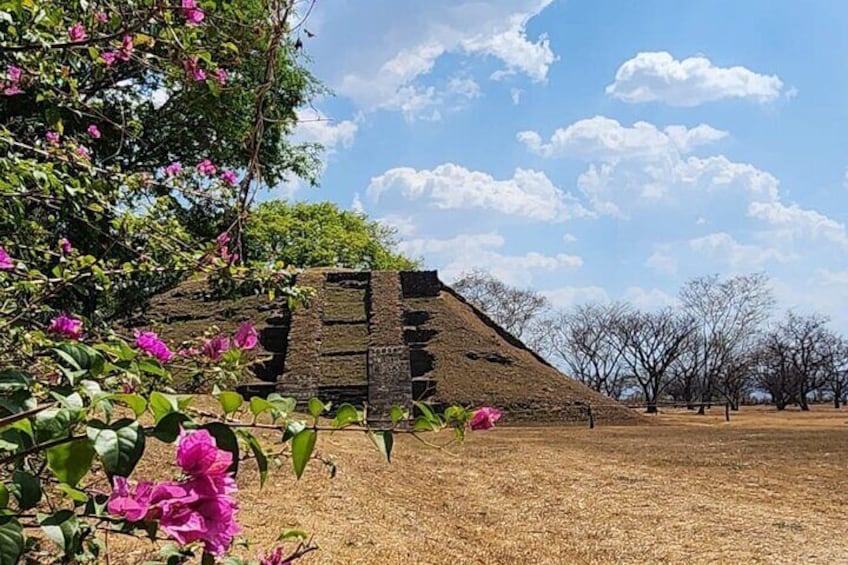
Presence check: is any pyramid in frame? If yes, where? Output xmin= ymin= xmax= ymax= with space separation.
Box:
xmin=137 ymin=270 xmax=642 ymax=425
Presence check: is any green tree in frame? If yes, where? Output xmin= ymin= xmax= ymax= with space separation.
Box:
xmin=246 ymin=200 xmax=418 ymax=270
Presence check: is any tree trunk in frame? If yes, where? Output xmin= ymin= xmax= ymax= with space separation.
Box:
xmin=834 ymin=396 xmax=841 ymax=409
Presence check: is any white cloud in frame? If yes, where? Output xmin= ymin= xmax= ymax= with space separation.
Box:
xmin=605 ymin=51 xmax=786 ymax=106
xmin=351 ymin=192 xmax=365 ymax=214
xmin=510 ymin=88 xmax=523 ymax=105
xmin=748 ymin=201 xmax=848 ymax=246
xmin=367 ymin=164 xmax=592 ymax=222
xmin=688 ymin=232 xmax=795 ymax=268
xmin=377 ymin=214 xmax=417 ymax=238
xmin=327 ymin=0 xmax=556 ymax=118
xmin=645 ymin=248 xmax=678 ymax=276
xmin=623 ymin=287 xmax=679 ymax=310
xmin=517 ymin=116 xmax=727 ymax=160
xmin=543 ymin=286 xmax=610 ymax=308
xmin=446 ymin=75 xmax=481 ymax=99
xmin=397 ymin=232 xmax=581 ymax=286
xmin=294 ymin=108 xmax=358 ymax=152
xmin=562 ymin=233 xmax=577 ymax=243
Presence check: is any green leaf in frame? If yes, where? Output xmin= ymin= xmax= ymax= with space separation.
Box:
xmin=291 ymin=429 xmax=316 ymax=479
xmin=137 ymin=359 xmax=167 ymax=378
xmin=46 ymin=439 xmax=95 ymax=487
xmin=217 ymin=391 xmax=243 ymax=415
xmin=308 ymin=397 xmax=327 ymax=420
xmin=54 ymin=343 xmax=105 ymax=378
xmin=34 ymin=407 xmax=81 ymax=443
xmin=0 ymin=484 xmax=7 ymax=509
xmin=370 ymin=430 xmax=394 ymax=463
xmin=331 ymin=404 xmax=361 ymax=428
xmin=151 ymin=412 xmax=191 ymax=443
xmin=281 ymin=420 xmax=306 ymax=442
xmin=236 ymin=430 xmax=267 ymax=487
xmin=390 ymin=406 xmax=408 ymax=426
xmin=200 ymin=423 xmax=239 ymax=476
xmin=249 ymin=396 xmax=274 ymax=416
xmin=9 ymin=470 xmax=41 ymax=510
xmin=0 ymin=514 xmax=24 ymax=565
xmin=0 ymin=371 xmax=31 ymax=393
xmin=277 ymin=529 xmax=308 ymax=541
xmin=149 ymin=392 xmax=178 ymax=423
xmin=114 ymin=394 xmax=147 ymax=417
xmin=413 ymin=416 xmax=437 ymax=432
xmin=87 ymin=419 xmax=145 ymax=478
xmin=38 ymin=510 xmax=79 ymax=555
xmin=56 ymin=484 xmax=88 ymax=504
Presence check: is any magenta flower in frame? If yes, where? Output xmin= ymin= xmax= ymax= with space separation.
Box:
xmin=177 ymin=429 xmax=233 ymax=477
xmin=48 ymin=314 xmax=84 ymax=340
xmin=87 ymin=124 xmax=101 ymax=139
xmin=3 ymin=85 xmax=21 ymax=96
xmin=75 ymin=145 xmax=90 ymax=160
xmin=134 ymin=330 xmax=174 ymax=363
xmin=219 ymin=246 xmax=238 ymax=264
xmin=220 ymin=170 xmax=237 ymax=186
xmin=7 ymin=65 xmax=21 ymax=83
xmin=196 ymin=159 xmax=216 ymax=175
xmin=0 ymin=246 xmax=13 ymax=270
xmin=108 ymin=477 xmax=155 ymax=522
xmin=165 ymin=161 xmax=182 ymax=176
xmin=59 ymin=238 xmax=73 ymax=254
xmin=46 ymin=131 xmax=60 ymax=145
xmin=234 ymin=322 xmax=258 ymax=350
xmin=214 ymin=68 xmax=228 ymax=85
xmin=183 ymin=57 xmax=206 ymax=81
xmin=118 ymin=34 xmax=134 ymax=61
xmin=68 ymin=23 xmax=86 ymax=42
xmin=178 ymin=346 xmax=201 ymax=357
xmin=107 ymin=430 xmax=240 ymax=556
xmin=101 ymin=51 xmax=118 ymax=66
xmin=95 ymin=12 xmax=109 ymax=23
xmin=202 ymin=335 xmax=231 ymax=361
xmin=216 ymin=232 xmax=230 ymax=246
xmin=182 ymin=0 xmax=205 ymax=25
xmin=260 ymin=547 xmax=294 ymax=565
xmin=469 ymin=407 xmax=502 ymax=431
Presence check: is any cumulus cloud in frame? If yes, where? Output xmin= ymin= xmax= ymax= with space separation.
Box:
xmin=517 ymin=116 xmax=727 ymax=160
xmin=748 ymin=201 xmax=848 ymax=246
xmin=367 ymin=164 xmax=592 ymax=222
xmin=688 ymin=232 xmax=795 ymax=268
xmin=397 ymin=232 xmax=582 ymax=286
xmin=318 ymin=0 xmax=555 ymax=119
xmin=605 ymin=51 xmax=786 ymax=106
xmin=293 ymin=108 xmax=358 ymax=152
xmin=542 ymin=286 xmax=610 ymax=308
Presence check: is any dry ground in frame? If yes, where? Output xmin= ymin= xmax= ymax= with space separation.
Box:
xmin=113 ymin=406 xmax=848 ymax=564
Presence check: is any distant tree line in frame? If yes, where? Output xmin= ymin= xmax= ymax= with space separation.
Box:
xmin=453 ymin=270 xmax=848 ymax=412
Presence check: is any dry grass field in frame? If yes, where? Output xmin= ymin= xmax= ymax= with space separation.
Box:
xmin=113 ymin=406 xmax=848 ymax=564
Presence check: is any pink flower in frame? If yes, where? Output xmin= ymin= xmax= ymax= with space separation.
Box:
xmin=101 ymin=51 xmax=118 ymax=66
xmin=46 ymin=131 xmax=60 ymax=145
xmin=121 ymin=382 xmax=138 ymax=394
xmin=196 ymin=159 xmax=216 ymax=175
xmin=108 ymin=477 xmax=155 ymax=522
xmin=48 ymin=314 xmax=84 ymax=339
xmin=75 ymin=145 xmax=90 ymax=160
xmin=183 ymin=57 xmax=206 ymax=81
xmin=202 ymin=335 xmax=231 ymax=361
xmin=134 ymin=330 xmax=174 ymax=363
xmin=68 ymin=23 xmax=86 ymax=42
xmin=214 ymin=68 xmax=228 ymax=85
xmin=182 ymin=0 xmax=205 ymax=25
xmin=219 ymin=246 xmax=238 ymax=264
xmin=234 ymin=322 xmax=258 ymax=350
xmin=165 ymin=161 xmax=182 ymax=176
xmin=95 ymin=12 xmax=109 ymax=24
xmin=177 ymin=429 xmax=233 ymax=477
xmin=59 ymin=238 xmax=73 ymax=254
xmin=216 ymin=232 xmax=230 ymax=246
xmin=7 ymin=65 xmax=21 ymax=83
xmin=87 ymin=124 xmax=101 ymax=139
xmin=0 ymin=246 xmax=13 ymax=270
xmin=3 ymin=85 xmax=21 ymax=96
xmin=219 ymin=170 xmax=237 ymax=186
xmin=117 ymin=35 xmax=134 ymax=61
xmin=178 ymin=346 xmax=200 ymax=357
xmin=469 ymin=407 xmax=502 ymax=431
xmin=260 ymin=547 xmax=294 ymax=565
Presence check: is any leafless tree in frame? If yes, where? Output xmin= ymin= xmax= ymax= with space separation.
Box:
xmin=539 ymin=303 xmax=631 ymax=399
xmin=453 ymin=269 xmax=549 ymax=344
xmin=616 ymin=308 xmax=695 ymax=413
xmin=679 ymin=273 xmax=774 ymax=412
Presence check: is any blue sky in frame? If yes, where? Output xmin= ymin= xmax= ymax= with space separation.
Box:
xmin=281 ymin=0 xmax=848 ymax=329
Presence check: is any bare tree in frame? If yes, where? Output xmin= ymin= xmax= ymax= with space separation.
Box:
xmin=453 ymin=270 xmax=549 ymax=343
xmin=617 ymin=308 xmax=694 ymax=413
xmin=824 ymin=337 xmax=848 ymax=408
xmin=679 ymin=273 xmax=774 ymax=412
xmin=539 ymin=303 xmax=630 ymax=399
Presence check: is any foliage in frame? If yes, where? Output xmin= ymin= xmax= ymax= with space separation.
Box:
xmin=0 ymin=1 xmax=501 ymax=563
xmin=245 ymin=200 xmax=418 ymax=270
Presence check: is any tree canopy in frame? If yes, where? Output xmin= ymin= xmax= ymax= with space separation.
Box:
xmin=246 ymin=200 xmax=418 ymax=270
